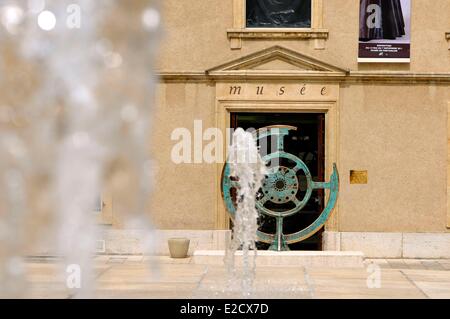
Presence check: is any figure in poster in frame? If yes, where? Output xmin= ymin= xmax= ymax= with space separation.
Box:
xmin=359 ymin=0 xmax=406 ymax=41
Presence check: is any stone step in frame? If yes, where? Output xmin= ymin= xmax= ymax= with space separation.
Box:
xmin=193 ymin=250 xmax=365 ymax=268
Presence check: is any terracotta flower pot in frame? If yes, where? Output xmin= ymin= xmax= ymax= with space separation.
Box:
xmin=168 ymin=238 xmax=190 ymax=258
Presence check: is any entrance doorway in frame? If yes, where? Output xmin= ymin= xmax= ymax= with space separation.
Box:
xmin=230 ymin=112 xmax=325 ymax=251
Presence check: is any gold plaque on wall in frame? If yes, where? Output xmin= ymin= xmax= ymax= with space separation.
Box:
xmin=350 ymin=170 xmax=368 ymax=184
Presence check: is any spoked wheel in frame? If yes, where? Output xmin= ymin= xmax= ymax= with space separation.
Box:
xmin=222 ymin=125 xmax=339 ymax=251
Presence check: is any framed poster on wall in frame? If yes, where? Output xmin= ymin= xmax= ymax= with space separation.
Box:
xmin=358 ymin=0 xmax=411 ymax=63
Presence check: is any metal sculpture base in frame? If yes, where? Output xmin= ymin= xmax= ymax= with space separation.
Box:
xmin=269 ymin=216 xmax=290 ymax=251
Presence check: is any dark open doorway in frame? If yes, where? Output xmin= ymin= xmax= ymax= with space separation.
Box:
xmin=230 ymin=112 xmax=325 ymax=251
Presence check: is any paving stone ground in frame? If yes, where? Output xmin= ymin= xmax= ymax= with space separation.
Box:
xmin=22 ymin=256 xmax=450 ymax=299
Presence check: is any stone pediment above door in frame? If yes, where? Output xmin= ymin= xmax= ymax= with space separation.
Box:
xmin=206 ymin=46 xmax=348 ymax=80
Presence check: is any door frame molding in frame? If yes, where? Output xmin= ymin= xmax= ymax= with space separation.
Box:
xmin=215 ymin=97 xmax=340 ymax=233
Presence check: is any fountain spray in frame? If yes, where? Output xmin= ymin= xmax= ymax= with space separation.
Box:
xmin=0 ymin=0 xmax=160 ymax=297
xmin=224 ymin=128 xmax=267 ymax=298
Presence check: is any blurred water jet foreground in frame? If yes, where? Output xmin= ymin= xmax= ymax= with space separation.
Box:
xmin=0 ymin=0 xmax=161 ymax=297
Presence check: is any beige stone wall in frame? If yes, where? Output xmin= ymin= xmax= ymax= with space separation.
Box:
xmin=157 ymin=0 xmax=450 ymax=72
xmin=339 ymin=84 xmax=450 ymax=232
xmin=149 ymin=83 xmax=218 ymax=229
xmin=147 ymin=0 xmax=450 ymax=233
xmin=149 ymin=81 xmax=450 ymax=232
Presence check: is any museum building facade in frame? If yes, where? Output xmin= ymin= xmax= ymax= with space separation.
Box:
xmin=99 ymin=0 xmax=450 ymax=258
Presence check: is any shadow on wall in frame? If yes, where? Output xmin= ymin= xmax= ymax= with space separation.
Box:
xmin=357 ymin=63 xmax=411 ymax=71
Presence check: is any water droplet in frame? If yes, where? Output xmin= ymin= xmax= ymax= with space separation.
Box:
xmin=95 ymin=38 xmax=113 ymax=56
xmin=71 ymin=131 xmax=90 ymax=148
xmin=5 ymin=136 xmax=26 ymax=159
xmin=37 ymin=10 xmax=56 ymax=31
xmin=1 ymin=5 xmax=24 ymax=33
xmin=141 ymin=8 xmax=160 ymax=31
xmin=6 ymin=257 xmax=25 ymax=277
xmin=104 ymin=51 xmax=122 ymax=69
xmin=71 ymin=86 xmax=95 ymax=109
xmin=121 ymin=104 xmax=138 ymax=123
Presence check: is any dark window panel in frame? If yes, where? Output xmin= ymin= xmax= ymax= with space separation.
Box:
xmin=246 ymin=0 xmax=312 ymax=28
